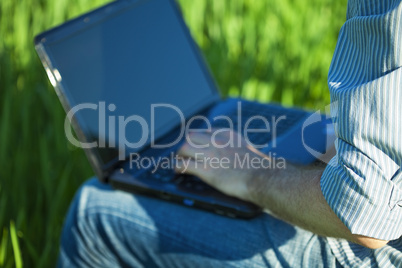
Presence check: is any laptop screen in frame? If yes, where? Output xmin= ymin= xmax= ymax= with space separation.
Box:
xmin=37 ymin=0 xmax=219 ymax=170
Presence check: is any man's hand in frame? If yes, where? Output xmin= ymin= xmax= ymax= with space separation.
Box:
xmin=175 ymin=130 xmax=389 ymax=249
xmin=175 ymin=129 xmax=268 ymax=201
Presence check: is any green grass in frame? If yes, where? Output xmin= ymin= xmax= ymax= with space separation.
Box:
xmin=0 ymin=0 xmax=347 ymax=266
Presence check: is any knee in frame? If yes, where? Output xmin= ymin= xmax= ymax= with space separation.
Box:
xmin=60 ymin=177 xmax=108 ymax=242
xmin=58 ymin=177 xmax=121 ymax=267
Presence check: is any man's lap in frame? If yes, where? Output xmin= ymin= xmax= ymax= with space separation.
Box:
xmin=58 ymin=177 xmax=338 ymax=268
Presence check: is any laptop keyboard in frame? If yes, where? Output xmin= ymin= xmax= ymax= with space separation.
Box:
xmin=137 ymin=166 xmax=215 ymax=192
xmin=134 ymin=100 xmax=309 ymax=189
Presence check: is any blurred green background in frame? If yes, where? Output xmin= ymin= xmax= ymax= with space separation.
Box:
xmin=0 ymin=0 xmax=347 ymax=266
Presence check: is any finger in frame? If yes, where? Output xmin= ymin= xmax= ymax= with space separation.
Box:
xmin=210 ymin=128 xmax=246 ymax=147
xmin=174 ymin=159 xmax=214 ymax=184
xmin=211 ymin=127 xmax=237 ymax=137
xmin=176 ymin=142 xmax=209 ymax=160
xmin=185 ymin=131 xmax=211 ymax=147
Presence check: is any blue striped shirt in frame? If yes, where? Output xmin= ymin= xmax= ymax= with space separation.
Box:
xmin=320 ymin=0 xmax=402 ymax=266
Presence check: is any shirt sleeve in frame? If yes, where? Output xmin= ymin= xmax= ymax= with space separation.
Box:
xmin=321 ymin=141 xmax=402 ymax=240
xmin=321 ymin=0 xmax=402 ymax=241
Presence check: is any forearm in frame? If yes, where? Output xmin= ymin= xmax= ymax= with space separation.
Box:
xmin=176 ymin=131 xmax=388 ymax=248
xmin=246 ymin=162 xmax=388 ymax=249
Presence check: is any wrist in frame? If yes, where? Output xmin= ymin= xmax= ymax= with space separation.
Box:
xmin=245 ymin=164 xmax=278 ymax=205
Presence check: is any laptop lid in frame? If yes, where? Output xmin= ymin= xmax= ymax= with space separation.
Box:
xmin=35 ymin=0 xmax=221 ymax=181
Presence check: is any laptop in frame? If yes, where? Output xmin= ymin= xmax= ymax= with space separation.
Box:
xmin=35 ymin=0 xmax=332 ymax=218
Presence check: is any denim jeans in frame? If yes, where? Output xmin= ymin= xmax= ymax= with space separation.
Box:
xmin=57 ymin=178 xmax=340 ymax=267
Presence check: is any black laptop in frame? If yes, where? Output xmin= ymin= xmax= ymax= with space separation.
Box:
xmin=35 ymin=0 xmax=331 ymax=218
